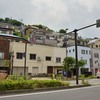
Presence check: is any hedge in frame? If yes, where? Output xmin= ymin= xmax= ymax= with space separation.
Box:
xmin=0 ymin=79 xmax=70 ymax=91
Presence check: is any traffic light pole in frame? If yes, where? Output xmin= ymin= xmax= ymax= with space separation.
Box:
xmin=73 ymin=29 xmax=78 ymax=84
xmin=72 ymin=22 xmax=98 ymax=85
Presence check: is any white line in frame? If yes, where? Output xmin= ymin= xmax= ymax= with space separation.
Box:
xmin=0 ymin=85 xmax=100 ymax=99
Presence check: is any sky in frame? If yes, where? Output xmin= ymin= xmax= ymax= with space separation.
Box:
xmin=0 ymin=0 xmax=100 ymax=38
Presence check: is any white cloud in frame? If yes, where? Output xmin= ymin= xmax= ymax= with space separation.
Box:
xmin=31 ymin=0 xmax=70 ymax=25
xmin=77 ymin=0 xmax=100 ymax=12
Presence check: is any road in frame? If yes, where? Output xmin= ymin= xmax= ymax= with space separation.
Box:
xmin=0 ymin=85 xmax=100 ymax=100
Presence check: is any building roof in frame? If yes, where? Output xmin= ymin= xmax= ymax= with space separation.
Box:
xmin=0 ymin=26 xmax=13 ymax=31
xmin=0 ymin=33 xmax=29 ymax=43
xmin=88 ymin=39 xmax=100 ymax=45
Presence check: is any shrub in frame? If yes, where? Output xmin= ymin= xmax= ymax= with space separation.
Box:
xmin=0 ymin=79 xmax=69 ymax=91
xmin=87 ymin=75 xmax=96 ymax=79
xmin=82 ymin=79 xmax=89 ymax=85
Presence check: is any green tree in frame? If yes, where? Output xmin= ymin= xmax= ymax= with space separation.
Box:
xmin=63 ymin=57 xmax=75 ymax=78
xmin=5 ymin=17 xmax=10 ymax=23
xmin=63 ymin=57 xmax=86 ymax=78
xmin=78 ymin=60 xmax=86 ymax=67
xmin=4 ymin=17 xmax=23 ymax=26
xmin=13 ymin=32 xmax=21 ymax=37
xmin=0 ymin=18 xmax=4 ymax=22
xmin=59 ymin=29 xmax=66 ymax=33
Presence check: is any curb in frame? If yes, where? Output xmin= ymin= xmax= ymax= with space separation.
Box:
xmin=0 ymin=84 xmax=91 ymax=96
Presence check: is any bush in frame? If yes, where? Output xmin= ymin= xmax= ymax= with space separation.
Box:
xmin=87 ymin=75 xmax=96 ymax=79
xmin=7 ymin=75 xmax=28 ymax=80
xmin=0 ymin=79 xmax=69 ymax=91
xmin=82 ymin=79 xmax=89 ymax=85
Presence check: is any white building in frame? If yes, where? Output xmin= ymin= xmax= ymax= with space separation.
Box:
xmin=67 ymin=46 xmax=91 ymax=74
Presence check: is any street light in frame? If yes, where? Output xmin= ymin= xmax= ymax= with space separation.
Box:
xmin=65 ymin=28 xmax=68 ymax=79
xmin=23 ymin=27 xmax=37 ymax=79
xmin=9 ymin=51 xmax=14 ymax=75
xmin=73 ymin=19 xmax=100 ymax=84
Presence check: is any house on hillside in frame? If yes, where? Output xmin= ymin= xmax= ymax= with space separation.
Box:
xmin=0 ymin=26 xmax=13 ymax=34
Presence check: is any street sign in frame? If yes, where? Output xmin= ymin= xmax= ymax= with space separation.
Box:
xmin=96 ymin=19 xmax=100 ymax=28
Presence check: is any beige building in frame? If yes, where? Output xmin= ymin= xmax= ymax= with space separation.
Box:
xmin=10 ymin=42 xmax=66 ymax=76
xmin=90 ymin=48 xmax=100 ymax=75
xmin=88 ymin=39 xmax=100 ymax=49
xmin=88 ymin=39 xmax=100 ymax=75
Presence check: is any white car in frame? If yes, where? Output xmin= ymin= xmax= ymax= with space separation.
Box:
xmin=96 ymin=71 xmax=100 ymax=78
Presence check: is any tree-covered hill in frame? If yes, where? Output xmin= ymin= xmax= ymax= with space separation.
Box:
xmin=0 ymin=17 xmax=23 ymax=26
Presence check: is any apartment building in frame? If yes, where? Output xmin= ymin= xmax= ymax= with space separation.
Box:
xmin=88 ymin=39 xmax=100 ymax=75
xmin=10 ymin=42 xmax=66 ymax=76
xmin=90 ymin=48 xmax=100 ymax=75
xmin=67 ymin=46 xmax=91 ymax=74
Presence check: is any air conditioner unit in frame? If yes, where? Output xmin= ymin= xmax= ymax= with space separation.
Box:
xmin=37 ymin=57 xmax=41 ymax=61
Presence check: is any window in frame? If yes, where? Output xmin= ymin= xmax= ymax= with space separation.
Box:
xmin=85 ymin=60 xmax=87 ymax=64
xmin=16 ymin=52 xmax=23 ymax=59
xmin=95 ymin=61 xmax=98 ymax=64
xmin=69 ymin=50 xmax=71 ymax=52
xmin=96 ymin=45 xmax=98 ymax=48
xmin=81 ymin=50 xmax=85 ymax=54
xmin=46 ymin=56 xmax=51 ymax=61
xmin=91 ymin=45 xmax=93 ymax=48
xmin=30 ymin=54 xmax=36 ymax=60
xmin=0 ymin=52 xmax=4 ymax=59
xmin=86 ymin=50 xmax=88 ymax=54
xmin=80 ymin=57 xmax=83 ymax=60
xmin=56 ymin=57 xmax=61 ymax=63
xmin=89 ymin=51 xmax=91 ymax=55
xmin=94 ymin=53 xmax=99 ymax=58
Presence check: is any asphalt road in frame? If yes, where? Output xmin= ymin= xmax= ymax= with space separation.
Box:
xmin=0 ymin=85 xmax=100 ymax=100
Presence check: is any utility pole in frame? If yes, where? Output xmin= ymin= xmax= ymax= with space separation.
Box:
xmin=24 ymin=42 xmax=27 ymax=79
xmin=73 ymin=29 xmax=78 ymax=84
xmin=65 ymin=28 xmax=68 ymax=79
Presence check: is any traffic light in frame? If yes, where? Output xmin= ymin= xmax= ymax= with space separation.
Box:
xmin=96 ymin=19 xmax=100 ymax=28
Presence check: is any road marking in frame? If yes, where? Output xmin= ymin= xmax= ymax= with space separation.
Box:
xmin=0 ymin=85 xmax=100 ymax=99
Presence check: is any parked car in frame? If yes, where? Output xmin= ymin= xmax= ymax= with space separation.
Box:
xmin=96 ymin=71 xmax=100 ymax=78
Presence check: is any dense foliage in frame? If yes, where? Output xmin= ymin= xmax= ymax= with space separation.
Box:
xmin=0 ymin=17 xmax=23 ymax=26
xmin=59 ymin=29 xmax=66 ymax=33
xmin=0 ymin=79 xmax=69 ymax=91
xmin=63 ymin=57 xmax=86 ymax=71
